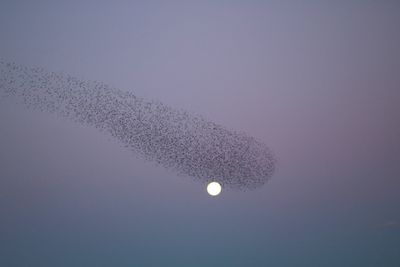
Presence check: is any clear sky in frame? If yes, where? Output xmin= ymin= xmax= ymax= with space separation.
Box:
xmin=1 ymin=1 xmax=399 ymax=266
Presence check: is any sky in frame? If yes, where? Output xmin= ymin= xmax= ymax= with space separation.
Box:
xmin=0 ymin=1 xmax=400 ymax=266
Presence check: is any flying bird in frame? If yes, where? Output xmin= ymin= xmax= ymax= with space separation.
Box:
xmin=0 ymin=61 xmax=276 ymax=190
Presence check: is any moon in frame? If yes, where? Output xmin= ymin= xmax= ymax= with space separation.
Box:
xmin=207 ymin=182 xmax=222 ymax=196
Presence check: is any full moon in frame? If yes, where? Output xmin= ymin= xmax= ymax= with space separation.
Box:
xmin=207 ymin=182 xmax=222 ymax=196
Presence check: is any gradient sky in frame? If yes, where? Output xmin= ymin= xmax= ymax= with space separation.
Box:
xmin=1 ymin=1 xmax=400 ymax=266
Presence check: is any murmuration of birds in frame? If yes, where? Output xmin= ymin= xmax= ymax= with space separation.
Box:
xmin=0 ymin=61 xmax=276 ymax=190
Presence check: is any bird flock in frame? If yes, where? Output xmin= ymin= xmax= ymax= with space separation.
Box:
xmin=0 ymin=61 xmax=276 ymax=190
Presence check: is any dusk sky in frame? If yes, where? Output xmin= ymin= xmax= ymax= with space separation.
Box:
xmin=1 ymin=1 xmax=400 ymax=266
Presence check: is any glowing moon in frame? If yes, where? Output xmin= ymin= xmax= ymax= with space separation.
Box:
xmin=207 ymin=182 xmax=222 ymax=196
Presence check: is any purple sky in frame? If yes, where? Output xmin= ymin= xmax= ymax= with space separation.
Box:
xmin=1 ymin=1 xmax=400 ymax=266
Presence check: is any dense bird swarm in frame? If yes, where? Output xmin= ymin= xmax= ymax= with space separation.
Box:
xmin=0 ymin=61 xmax=276 ymax=190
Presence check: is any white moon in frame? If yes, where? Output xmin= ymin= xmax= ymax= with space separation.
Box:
xmin=207 ymin=182 xmax=222 ymax=196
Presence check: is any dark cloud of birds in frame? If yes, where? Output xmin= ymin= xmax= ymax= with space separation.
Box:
xmin=0 ymin=61 xmax=276 ymax=190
